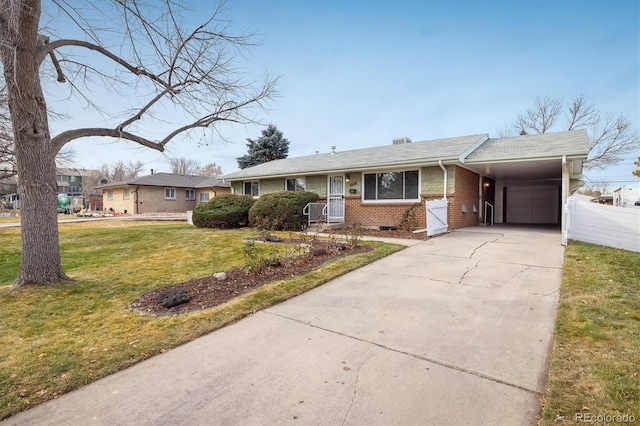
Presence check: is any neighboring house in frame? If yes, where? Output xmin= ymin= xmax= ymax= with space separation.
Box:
xmin=222 ymin=130 xmax=589 ymax=235
xmin=614 ymin=184 xmax=640 ymax=208
xmin=55 ymin=167 xmax=103 ymax=210
xmin=595 ymin=194 xmax=614 ymax=205
xmin=96 ymin=172 xmax=231 ymax=214
xmin=0 ymin=175 xmax=19 ymax=209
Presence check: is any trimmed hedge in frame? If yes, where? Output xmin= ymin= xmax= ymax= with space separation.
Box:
xmin=192 ymin=194 xmax=255 ymax=228
xmin=249 ymin=191 xmax=319 ymax=231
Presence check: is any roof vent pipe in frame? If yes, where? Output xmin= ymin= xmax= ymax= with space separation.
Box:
xmin=438 ymin=160 xmax=447 ymax=200
xmin=331 ymin=146 xmax=336 ymax=155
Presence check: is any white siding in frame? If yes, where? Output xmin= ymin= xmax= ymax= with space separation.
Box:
xmin=567 ymin=198 xmax=640 ymax=252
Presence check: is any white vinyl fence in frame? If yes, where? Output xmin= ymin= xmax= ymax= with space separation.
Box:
xmin=567 ymin=198 xmax=640 ymax=252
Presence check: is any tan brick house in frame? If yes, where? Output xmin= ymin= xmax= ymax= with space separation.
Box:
xmin=96 ymin=173 xmax=230 ymax=214
xmin=222 ymin=130 xmax=589 ymax=236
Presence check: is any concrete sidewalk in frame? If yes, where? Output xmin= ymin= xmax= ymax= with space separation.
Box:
xmin=6 ymin=226 xmax=564 ymax=425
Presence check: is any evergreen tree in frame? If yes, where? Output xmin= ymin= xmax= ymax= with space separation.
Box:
xmin=633 ymin=157 xmax=640 ymax=179
xmin=237 ymin=125 xmax=290 ymax=169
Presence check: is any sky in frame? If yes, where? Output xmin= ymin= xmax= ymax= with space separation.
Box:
xmin=51 ymin=0 xmax=639 ymax=189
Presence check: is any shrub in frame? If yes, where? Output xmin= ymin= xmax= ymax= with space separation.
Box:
xmin=249 ymin=191 xmax=319 ymax=231
xmin=192 ymin=194 xmax=255 ymax=228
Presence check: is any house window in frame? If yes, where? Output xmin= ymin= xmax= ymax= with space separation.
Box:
xmin=286 ymin=178 xmax=306 ymax=192
xmin=186 ymin=189 xmax=195 ymax=200
xmin=107 ymin=189 xmax=113 ymax=200
xmin=199 ymin=192 xmax=210 ymax=202
xmin=363 ymin=170 xmax=419 ymax=201
xmin=243 ymin=181 xmax=259 ymax=197
xmin=123 ymin=187 xmax=130 ymax=199
xmin=165 ymin=188 xmax=176 ymax=200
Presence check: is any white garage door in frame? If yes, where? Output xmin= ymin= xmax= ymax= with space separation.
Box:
xmin=506 ymin=185 xmax=559 ymax=224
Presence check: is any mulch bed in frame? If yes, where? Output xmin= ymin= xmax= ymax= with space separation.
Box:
xmin=131 ymin=239 xmax=371 ymax=316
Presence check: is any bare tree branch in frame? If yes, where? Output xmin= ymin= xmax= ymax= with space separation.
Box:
xmin=51 ymin=127 xmax=165 ymax=151
xmin=40 ymin=39 xmax=174 ymax=91
xmin=514 ymin=95 xmax=562 ymax=134
xmin=566 ymin=94 xmax=596 ymax=130
xmin=507 ymin=95 xmax=639 ymax=169
xmin=585 ymin=113 xmax=640 ymax=170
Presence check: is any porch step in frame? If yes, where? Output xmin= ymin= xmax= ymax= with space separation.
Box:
xmin=306 ymin=222 xmax=344 ymax=233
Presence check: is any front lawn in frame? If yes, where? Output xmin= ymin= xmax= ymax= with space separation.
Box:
xmin=0 ymin=221 xmax=403 ymax=420
xmin=540 ymin=242 xmax=640 ymax=424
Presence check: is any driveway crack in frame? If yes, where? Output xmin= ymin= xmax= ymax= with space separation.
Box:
xmin=265 ymin=311 xmax=543 ymax=396
xmin=342 ymin=350 xmax=368 ymax=425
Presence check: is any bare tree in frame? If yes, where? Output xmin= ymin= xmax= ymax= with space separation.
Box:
xmin=99 ymin=160 xmax=144 ymax=183
xmin=3 ymin=85 xmax=77 ymax=175
xmin=200 ymin=162 xmax=223 ymax=177
xmin=0 ymin=85 xmax=15 ymax=180
xmin=505 ymin=95 xmax=639 ymax=170
xmin=515 ymin=96 xmax=563 ymax=134
xmin=0 ymin=1 xmax=277 ymax=288
xmin=169 ymin=157 xmax=202 ymax=175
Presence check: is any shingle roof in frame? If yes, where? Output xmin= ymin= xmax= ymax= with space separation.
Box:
xmin=95 ymin=172 xmax=230 ymax=189
xmin=223 ymin=134 xmax=489 ymax=180
xmin=223 ymin=130 xmax=590 ymax=181
xmin=464 ymin=130 xmax=589 ymax=163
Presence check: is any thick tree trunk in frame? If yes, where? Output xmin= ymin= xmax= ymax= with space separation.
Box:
xmin=1 ymin=0 xmax=71 ymax=288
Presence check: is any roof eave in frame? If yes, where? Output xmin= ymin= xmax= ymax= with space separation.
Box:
xmin=222 ymin=157 xmax=461 ymax=181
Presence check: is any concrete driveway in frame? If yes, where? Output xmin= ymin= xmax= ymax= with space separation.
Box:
xmin=6 ymin=226 xmax=564 ymax=425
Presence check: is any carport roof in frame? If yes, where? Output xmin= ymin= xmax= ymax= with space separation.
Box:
xmin=222 ymin=130 xmax=590 ymax=181
xmin=463 ymin=130 xmax=589 ymax=163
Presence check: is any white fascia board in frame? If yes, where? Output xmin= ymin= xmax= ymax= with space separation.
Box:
xmin=465 ymin=154 xmax=586 ymax=165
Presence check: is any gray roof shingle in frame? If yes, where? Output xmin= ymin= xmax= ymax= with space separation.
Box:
xmin=223 ymin=130 xmax=590 ymax=181
xmin=464 ymin=130 xmax=589 ymax=163
xmin=223 ymin=134 xmax=488 ymax=180
xmin=95 ymin=172 xmax=229 ymax=189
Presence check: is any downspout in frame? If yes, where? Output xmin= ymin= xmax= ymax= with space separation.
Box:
xmin=561 ymin=155 xmax=568 ymax=246
xmin=134 ymin=186 xmax=140 ymax=214
xmin=438 ymin=160 xmax=447 ymax=200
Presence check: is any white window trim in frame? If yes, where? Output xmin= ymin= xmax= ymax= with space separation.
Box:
xmin=123 ymin=187 xmax=130 ymax=200
xmin=186 ymin=189 xmax=195 ymax=201
xmin=243 ymin=181 xmax=259 ymax=197
xmin=165 ymin=187 xmax=176 ymax=200
xmin=361 ymin=168 xmax=421 ymax=203
xmin=107 ymin=189 xmax=113 ymax=200
xmin=285 ymin=177 xmax=306 ymax=192
xmin=199 ymin=192 xmax=210 ymax=202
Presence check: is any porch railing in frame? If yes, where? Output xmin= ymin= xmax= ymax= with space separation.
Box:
xmin=484 ymin=201 xmax=494 ymax=226
xmin=303 ymin=202 xmax=327 ymax=227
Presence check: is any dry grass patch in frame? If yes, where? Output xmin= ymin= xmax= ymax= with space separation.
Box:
xmin=540 ymin=242 xmax=640 ymax=424
xmin=0 ymin=221 xmax=403 ymax=420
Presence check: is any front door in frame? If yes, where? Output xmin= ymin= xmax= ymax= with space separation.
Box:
xmin=327 ymin=175 xmax=345 ymax=223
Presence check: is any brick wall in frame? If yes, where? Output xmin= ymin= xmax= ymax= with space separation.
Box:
xmin=344 ymin=196 xmax=426 ymax=229
xmin=102 ymin=187 xmax=136 ymax=214
xmin=449 ymin=166 xmax=480 ymax=229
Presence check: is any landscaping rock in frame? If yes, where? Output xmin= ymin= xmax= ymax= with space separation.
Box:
xmin=156 ymin=289 xmax=191 ymax=308
xmin=266 ymin=236 xmax=284 ymax=242
xmin=311 ymin=247 xmax=327 ymax=256
xmin=213 ymin=272 xmax=227 ymax=281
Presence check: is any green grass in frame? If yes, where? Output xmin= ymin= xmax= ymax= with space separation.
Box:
xmin=0 ymin=221 xmax=404 ymax=420
xmin=540 ymin=242 xmax=640 ymax=424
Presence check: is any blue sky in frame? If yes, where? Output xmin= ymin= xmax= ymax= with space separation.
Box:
xmin=59 ymin=0 xmax=639 ymax=187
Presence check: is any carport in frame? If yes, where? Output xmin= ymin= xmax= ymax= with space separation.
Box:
xmin=461 ymin=131 xmax=587 ymax=236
